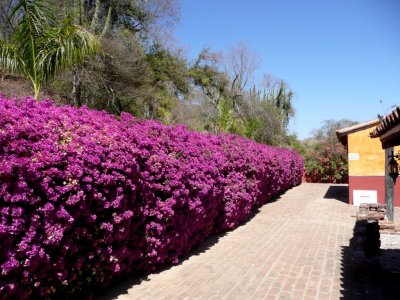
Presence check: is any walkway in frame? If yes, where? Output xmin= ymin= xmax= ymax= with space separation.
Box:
xmin=96 ymin=183 xmax=395 ymax=300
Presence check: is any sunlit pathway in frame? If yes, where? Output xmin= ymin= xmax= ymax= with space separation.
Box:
xmin=97 ymin=183 xmax=356 ymax=300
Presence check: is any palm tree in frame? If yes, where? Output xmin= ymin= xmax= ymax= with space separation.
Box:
xmin=0 ymin=0 xmax=100 ymax=99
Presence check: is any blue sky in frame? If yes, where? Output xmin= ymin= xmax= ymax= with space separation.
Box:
xmin=174 ymin=0 xmax=400 ymax=139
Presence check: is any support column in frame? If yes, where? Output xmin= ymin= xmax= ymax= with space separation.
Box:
xmin=385 ymin=147 xmax=394 ymax=222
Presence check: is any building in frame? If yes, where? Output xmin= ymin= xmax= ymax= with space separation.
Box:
xmin=370 ymin=106 xmax=400 ymax=221
xmin=336 ymin=119 xmax=400 ymax=207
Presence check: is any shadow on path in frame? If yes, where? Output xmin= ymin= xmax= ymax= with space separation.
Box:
xmin=95 ymin=193 xmax=285 ymax=299
xmin=95 ymin=230 xmax=229 ymax=300
xmin=324 ymin=185 xmax=349 ymax=204
xmin=340 ymin=246 xmax=400 ymax=299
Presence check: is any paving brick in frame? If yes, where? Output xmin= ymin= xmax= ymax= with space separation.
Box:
xmin=96 ymin=184 xmax=360 ymax=300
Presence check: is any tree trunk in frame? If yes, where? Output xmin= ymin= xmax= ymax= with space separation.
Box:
xmin=72 ymin=67 xmax=82 ymax=106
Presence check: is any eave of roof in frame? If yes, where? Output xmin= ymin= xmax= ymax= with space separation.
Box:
xmin=336 ymin=119 xmax=380 ymax=146
xmin=370 ymin=106 xmax=400 ymax=138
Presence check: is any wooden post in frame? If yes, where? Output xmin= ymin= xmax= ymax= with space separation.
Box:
xmin=385 ymin=147 xmax=395 ymax=222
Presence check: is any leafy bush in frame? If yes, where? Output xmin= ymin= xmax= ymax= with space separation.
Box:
xmin=304 ymin=140 xmax=348 ymax=183
xmin=303 ymin=119 xmax=354 ymax=184
xmin=0 ymin=96 xmax=303 ymax=299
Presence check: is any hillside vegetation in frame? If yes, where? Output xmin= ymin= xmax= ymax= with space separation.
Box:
xmin=0 ymin=0 xmax=299 ymax=148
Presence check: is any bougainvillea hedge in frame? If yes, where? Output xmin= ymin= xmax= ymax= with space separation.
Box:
xmin=0 ymin=96 xmax=303 ymax=299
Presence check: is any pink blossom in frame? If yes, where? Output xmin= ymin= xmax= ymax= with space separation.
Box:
xmin=0 ymin=96 xmax=303 ymax=299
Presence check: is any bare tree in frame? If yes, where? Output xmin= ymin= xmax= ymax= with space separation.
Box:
xmin=142 ymin=0 xmax=180 ymax=45
xmin=312 ymin=119 xmax=357 ymax=144
xmin=224 ymin=41 xmax=261 ymax=93
xmin=220 ymin=41 xmax=261 ymax=119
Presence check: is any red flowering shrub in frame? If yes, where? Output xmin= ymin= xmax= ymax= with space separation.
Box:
xmin=304 ymin=140 xmax=348 ymax=183
xmin=0 ymin=96 xmax=303 ymax=299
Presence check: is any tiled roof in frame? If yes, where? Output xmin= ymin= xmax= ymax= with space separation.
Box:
xmin=370 ymin=107 xmax=400 ymax=138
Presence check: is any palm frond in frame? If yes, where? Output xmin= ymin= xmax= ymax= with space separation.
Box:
xmin=37 ymin=22 xmax=100 ymax=82
xmin=0 ymin=40 xmax=25 ymax=74
xmin=9 ymin=0 xmax=54 ymax=36
xmin=8 ymin=0 xmax=56 ymax=80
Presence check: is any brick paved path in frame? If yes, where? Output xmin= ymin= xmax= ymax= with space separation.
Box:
xmin=96 ymin=183 xmax=358 ymax=300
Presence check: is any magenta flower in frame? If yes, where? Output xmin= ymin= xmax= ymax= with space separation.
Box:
xmin=0 ymin=96 xmax=303 ymax=299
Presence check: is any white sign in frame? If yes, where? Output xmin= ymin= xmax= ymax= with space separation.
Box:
xmin=353 ymin=190 xmax=378 ymax=206
xmin=348 ymin=153 xmax=360 ymax=161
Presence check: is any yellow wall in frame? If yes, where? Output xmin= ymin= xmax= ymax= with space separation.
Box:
xmin=348 ymin=127 xmax=400 ymax=176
